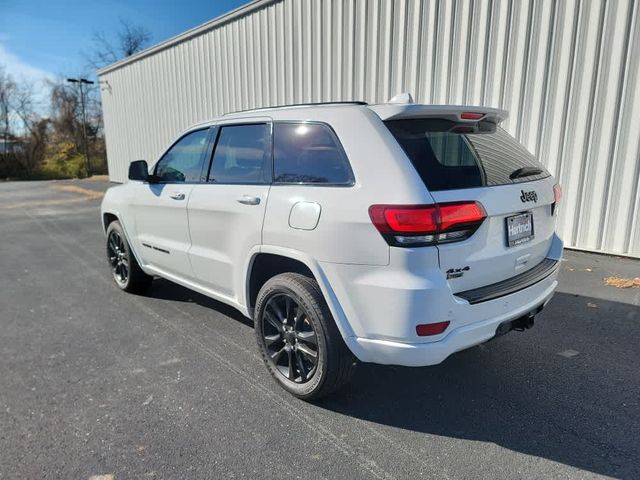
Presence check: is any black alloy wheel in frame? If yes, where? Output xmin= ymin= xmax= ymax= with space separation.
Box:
xmin=261 ymin=293 xmax=319 ymax=383
xmin=254 ymin=272 xmax=356 ymax=400
xmin=107 ymin=229 xmax=129 ymax=286
xmin=105 ymin=220 xmax=152 ymax=293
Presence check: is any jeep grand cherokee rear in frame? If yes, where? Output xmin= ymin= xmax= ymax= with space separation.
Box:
xmin=328 ymin=104 xmax=563 ymax=367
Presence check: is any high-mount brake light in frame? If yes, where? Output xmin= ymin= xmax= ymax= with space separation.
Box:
xmin=369 ymin=202 xmax=486 ymax=247
xmin=460 ymin=112 xmax=484 ymax=120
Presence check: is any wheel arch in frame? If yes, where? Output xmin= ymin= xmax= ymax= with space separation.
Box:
xmin=103 ymin=212 xmax=119 ymax=234
xmin=102 ymin=210 xmax=147 ymax=271
xmin=244 ymin=246 xmax=355 ymax=340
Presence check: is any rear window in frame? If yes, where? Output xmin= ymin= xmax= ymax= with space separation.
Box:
xmin=385 ymin=119 xmax=549 ymax=191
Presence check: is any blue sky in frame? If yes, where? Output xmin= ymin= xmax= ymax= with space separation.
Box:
xmin=0 ymin=0 xmax=247 ymax=85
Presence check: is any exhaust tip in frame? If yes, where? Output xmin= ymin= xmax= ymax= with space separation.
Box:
xmin=512 ymin=315 xmax=535 ymax=331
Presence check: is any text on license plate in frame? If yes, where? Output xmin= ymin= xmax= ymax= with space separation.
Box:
xmin=506 ymin=212 xmax=534 ymax=247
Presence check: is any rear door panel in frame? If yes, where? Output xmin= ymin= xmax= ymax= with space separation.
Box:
xmin=187 ymin=184 xmax=269 ymax=298
xmin=187 ymin=119 xmax=272 ymax=301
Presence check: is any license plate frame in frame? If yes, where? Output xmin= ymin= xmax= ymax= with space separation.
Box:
xmin=506 ymin=212 xmax=534 ymax=247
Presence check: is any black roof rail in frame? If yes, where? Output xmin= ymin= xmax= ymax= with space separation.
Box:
xmin=223 ymin=101 xmax=368 ymax=116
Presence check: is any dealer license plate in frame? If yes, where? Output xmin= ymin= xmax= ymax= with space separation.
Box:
xmin=506 ymin=212 xmax=534 ymax=247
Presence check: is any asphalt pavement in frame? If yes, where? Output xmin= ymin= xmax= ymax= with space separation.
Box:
xmin=0 ymin=179 xmax=638 ymax=479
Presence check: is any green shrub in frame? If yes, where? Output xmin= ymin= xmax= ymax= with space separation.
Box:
xmin=38 ymin=140 xmax=87 ymax=179
xmin=42 ymin=153 xmax=86 ymax=178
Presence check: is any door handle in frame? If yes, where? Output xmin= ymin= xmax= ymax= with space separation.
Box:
xmin=237 ymin=195 xmax=261 ymax=206
xmin=169 ymin=192 xmax=186 ymax=200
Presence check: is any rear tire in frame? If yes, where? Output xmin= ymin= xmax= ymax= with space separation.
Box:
xmin=106 ymin=220 xmax=152 ymax=293
xmin=254 ymin=272 xmax=356 ymax=400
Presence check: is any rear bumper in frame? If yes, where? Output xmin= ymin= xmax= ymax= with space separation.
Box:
xmin=321 ymin=233 xmax=563 ymax=367
xmin=344 ymin=275 xmax=557 ymax=366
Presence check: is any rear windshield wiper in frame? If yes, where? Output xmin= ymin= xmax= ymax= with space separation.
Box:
xmin=510 ymin=166 xmax=543 ymax=179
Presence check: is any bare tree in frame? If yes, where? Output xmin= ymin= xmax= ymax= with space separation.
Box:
xmin=118 ymin=19 xmax=151 ymax=57
xmin=50 ymin=81 xmax=80 ymax=141
xmin=0 ymin=67 xmax=16 ymax=155
xmin=12 ymin=81 xmax=49 ymax=176
xmin=0 ymin=65 xmax=106 ymax=179
xmin=87 ymin=18 xmax=151 ymax=69
xmin=47 ymin=78 xmax=107 ymax=176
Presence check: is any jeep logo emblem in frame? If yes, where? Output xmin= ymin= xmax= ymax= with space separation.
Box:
xmin=520 ymin=190 xmax=538 ymax=203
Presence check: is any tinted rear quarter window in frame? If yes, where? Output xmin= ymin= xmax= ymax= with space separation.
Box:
xmin=273 ymin=123 xmax=353 ymax=185
xmin=385 ymin=119 xmax=549 ymax=191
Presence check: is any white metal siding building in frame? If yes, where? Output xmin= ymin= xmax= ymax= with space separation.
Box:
xmin=98 ymin=0 xmax=640 ymax=258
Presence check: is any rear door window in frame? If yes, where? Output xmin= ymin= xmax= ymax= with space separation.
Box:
xmin=208 ymin=124 xmax=271 ymax=184
xmin=273 ymin=123 xmax=354 ymax=185
xmin=385 ymin=119 xmax=549 ymax=191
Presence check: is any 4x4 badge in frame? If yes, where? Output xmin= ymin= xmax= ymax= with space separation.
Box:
xmin=446 ymin=266 xmax=470 ymax=279
xmin=520 ymin=190 xmax=538 ymax=203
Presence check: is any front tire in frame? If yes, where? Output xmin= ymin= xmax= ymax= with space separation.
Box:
xmin=106 ymin=221 xmax=152 ymax=293
xmin=254 ymin=273 xmax=356 ymax=400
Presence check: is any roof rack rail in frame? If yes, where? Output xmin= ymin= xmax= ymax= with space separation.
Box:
xmin=223 ymin=101 xmax=368 ymax=116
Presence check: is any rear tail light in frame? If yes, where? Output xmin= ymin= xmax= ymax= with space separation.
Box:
xmin=369 ymin=201 xmax=486 ymax=247
xmin=416 ymin=321 xmax=450 ymax=336
xmin=552 ymin=183 xmax=562 ymax=215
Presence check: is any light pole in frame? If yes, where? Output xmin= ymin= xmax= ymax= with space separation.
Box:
xmin=67 ymin=78 xmax=95 ymax=177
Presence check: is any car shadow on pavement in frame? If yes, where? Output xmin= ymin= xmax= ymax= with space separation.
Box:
xmin=316 ymin=292 xmax=639 ymax=479
xmin=143 ymin=278 xmax=254 ymax=328
xmin=137 ymin=278 xmax=638 ymax=478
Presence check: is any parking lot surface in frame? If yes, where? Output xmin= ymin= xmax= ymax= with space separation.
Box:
xmin=1 ymin=179 xmax=638 ymax=479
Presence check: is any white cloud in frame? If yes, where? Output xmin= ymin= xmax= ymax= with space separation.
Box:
xmin=0 ymin=42 xmax=56 ymax=111
xmin=0 ymin=42 xmax=55 ymax=86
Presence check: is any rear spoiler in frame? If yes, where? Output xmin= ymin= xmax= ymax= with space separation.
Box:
xmin=369 ymin=104 xmax=508 ymax=125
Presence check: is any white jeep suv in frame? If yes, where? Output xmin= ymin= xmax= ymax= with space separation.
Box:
xmin=101 ymin=98 xmax=563 ymax=399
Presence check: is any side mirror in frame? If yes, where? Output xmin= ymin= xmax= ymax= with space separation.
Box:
xmin=128 ymin=160 xmax=149 ymax=182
